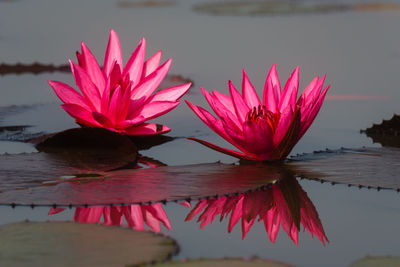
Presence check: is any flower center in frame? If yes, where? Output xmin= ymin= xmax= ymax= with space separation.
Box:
xmin=246 ymin=105 xmax=281 ymax=131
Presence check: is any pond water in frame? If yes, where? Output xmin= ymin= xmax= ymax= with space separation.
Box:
xmin=1 ymin=0 xmax=400 ymax=266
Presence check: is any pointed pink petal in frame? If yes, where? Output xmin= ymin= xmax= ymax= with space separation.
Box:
xmin=101 ymin=78 xmax=111 ymax=114
xmin=242 ymin=69 xmax=261 ymax=108
xmin=48 ymin=80 xmax=88 ymax=109
xmin=143 ymin=203 xmax=171 ymax=230
xmin=263 ymin=64 xmax=281 ymax=112
xmin=279 ymin=66 xmax=299 ymax=112
xmin=123 ymin=205 xmax=145 ymax=230
xmin=142 ymin=208 xmax=161 ymax=232
xmin=115 ymin=116 xmax=146 ymax=129
xmin=62 ymin=103 xmax=101 ymax=127
xmin=180 ymin=201 xmax=192 ymax=209
xmin=186 ymin=137 xmax=254 ymax=160
xmin=134 ymin=100 xmax=179 ymax=121
xmin=264 ymin=207 xmax=281 ymax=243
xmin=103 ymin=29 xmax=123 ymax=77
xmin=143 ymin=50 xmax=162 ymax=78
xmin=213 ymin=90 xmax=236 ymax=115
xmin=242 ymin=120 xmax=274 ymax=160
xmin=73 ymin=207 xmax=103 ymax=223
xmin=296 ymin=75 xmax=319 ymax=106
xmin=131 ymin=59 xmax=172 ymax=101
xmin=228 ymin=196 xmax=244 ymax=233
xmin=103 ymin=206 xmax=123 ymax=226
xmin=108 ymin=61 xmax=123 ymax=91
xmin=241 ymin=216 xmax=256 ymax=240
xmin=298 ymin=84 xmax=330 ymax=140
xmin=92 ymin=112 xmax=114 ymax=128
xmin=123 ymin=123 xmax=171 ymax=136
xmin=185 ymin=199 xmax=208 ymax=222
xmin=107 ymin=85 xmax=123 ymax=124
xmin=80 ymin=42 xmax=106 ymax=94
xmin=70 ymin=60 xmax=101 ymax=112
xmin=200 ymin=88 xmax=241 ymax=131
xmin=122 ymin=38 xmax=146 ymax=88
xmin=48 ymin=208 xmax=65 ymax=215
xmin=229 ymin=81 xmax=249 ymax=124
xmin=273 ymin=105 xmax=294 ymax=147
xmin=151 ymin=83 xmax=191 ymax=102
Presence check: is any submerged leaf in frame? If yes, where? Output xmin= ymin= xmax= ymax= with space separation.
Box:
xmin=0 ymin=221 xmax=178 ymax=266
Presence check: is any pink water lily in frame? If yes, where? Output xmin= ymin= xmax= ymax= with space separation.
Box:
xmin=49 ymin=29 xmax=191 ymax=135
xmin=186 ymin=65 xmax=330 ymax=161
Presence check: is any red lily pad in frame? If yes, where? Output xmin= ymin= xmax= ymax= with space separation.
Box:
xmin=0 ymin=221 xmax=178 ymax=266
xmin=289 ymin=147 xmax=400 ymax=191
xmin=0 ymin=162 xmax=282 ymax=206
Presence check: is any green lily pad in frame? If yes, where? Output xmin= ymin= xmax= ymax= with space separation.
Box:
xmin=193 ymin=1 xmax=398 ymax=16
xmin=193 ymin=1 xmax=349 ymax=16
xmin=349 ymin=256 xmax=400 ymax=267
xmin=289 ymin=147 xmax=400 ymax=191
xmin=0 ymin=162 xmax=282 ymax=206
xmin=0 ymin=221 xmax=178 ymax=266
xmin=141 ymin=257 xmax=294 ymax=266
xmin=118 ymin=0 xmax=176 ymax=8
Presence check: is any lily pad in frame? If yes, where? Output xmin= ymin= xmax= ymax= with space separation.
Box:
xmin=349 ymin=256 xmax=400 ymax=267
xmin=362 ymin=114 xmax=400 ymax=147
xmin=118 ymin=0 xmax=176 ymax=8
xmin=193 ymin=1 xmax=398 ymax=16
xmin=0 ymin=162 xmax=283 ymax=206
xmin=289 ymin=147 xmax=400 ymax=191
xmin=0 ymin=221 xmax=178 ymax=266
xmin=142 ymin=257 xmax=293 ymax=267
xmin=193 ymin=1 xmax=349 ymax=16
xmin=0 ymin=62 xmax=69 ymax=75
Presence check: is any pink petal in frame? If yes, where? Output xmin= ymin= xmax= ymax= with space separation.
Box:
xmin=62 ymin=103 xmax=101 ymax=127
xmin=151 ymin=83 xmax=191 ymax=102
xmin=131 ymin=59 xmax=172 ymax=102
xmin=108 ymin=61 xmax=123 ymax=92
xmin=80 ymin=42 xmax=106 ymax=94
xmin=273 ymin=105 xmax=294 ymax=147
xmin=142 ymin=208 xmax=161 ymax=232
xmin=134 ymin=100 xmax=180 ymax=121
xmin=296 ymin=75 xmax=319 ymax=107
xmin=92 ymin=112 xmax=114 ymax=128
xmin=241 ymin=216 xmax=256 ymax=240
xmin=123 ymin=123 xmax=171 ymax=136
xmin=263 ymin=64 xmax=281 ymax=112
xmin=48 ymin=80 xmax=88 ymax=109
xmin=180 ymin=201 xmax=192 ymax=209
xmin=229 ymin=81 xmax=249 ymax=124
xmin=122 ymin=38 xmax=146 ymax=88
xmin=298 ymin=84 xmax=330 ymax=140
xmin=143 ymin=203 xmax=171 ymax=230
xmin=73 ymin=207 xmax=103 ymax=223
xmin=115 ymin=116 xmax=146 ymax=129
xmin=107 ymin=85 xmax=123 ymax=124
xmin=242 ymin=120 xmax=274 ymax=160
xmin=213 ymin=90 xmax=236 ymax=115
xmin=279 ymin=66 xmax=299 ymax=112
xmin=103 ymin=29 xmax=123 ymax=77
xmin=264 ymin=207 xmax=281 ymax=243
xmin=186 ymin=137 xmax=254 ymax=161
xmin=228 ymin=196 xmax=244 ymax=233
xmin=242 ymin=69 xmax=261 ymax=108
xmin=103 ymin=206 xmax=123 ymax=226
xmin=185 ymin=199 xmax=208 ymax=222
xmin=123 ymin=205 xmax=145 ymax=230
xmin=143 ymin=50 xmax=162 ymax=78
xmin=70 ymin=60 xmax=101 ymax=112
xmin=48 ymin=208 xmax=65 ymax=215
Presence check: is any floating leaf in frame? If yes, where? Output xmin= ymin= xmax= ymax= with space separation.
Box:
xmin=118 ymin=0 xmax=176 ymax=8
xmin=289 ymin=147 xmax=400 ymax=191
xmin=142 ymin=257 xmax=294 ymax=267
xmin=0 ymin=62 xmax=69 ymax=75
xmin=0 ymin=221 xmax=178 ymax=266
xmin=129 ymin=134 xmax=175 ymax=150
xmin=349 ymin=256 xmax=400 ymax=267
xmin=0 ymin=162 xmax=283 ymax=206
xmin=193 ymin=1 xmax=398 ymax=16
xmin=362 ymin=114 xmax=400 ymax=147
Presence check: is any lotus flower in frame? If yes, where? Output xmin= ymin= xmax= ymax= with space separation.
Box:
xmin=49 ymin=203 xmax=171 ymax=233
xmin=186 ymin=65 xmax=330 ymax=161
xmin=48 ymin=29 xmax=191 ymax=135
xmin=185 ymin=175 xmax=328 ymax=245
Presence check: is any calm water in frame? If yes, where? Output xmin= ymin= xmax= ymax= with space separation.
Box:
xmin=1 ymin=0 xmax=400 ymax=266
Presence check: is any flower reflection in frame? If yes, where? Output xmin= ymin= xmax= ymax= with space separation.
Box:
xmin=49 ymin=202 xmax=171 ymax=233
xmin=48 ymin=29 xmax=191 ymax=136
xmin=186 ymin=65 xmax=330 ymax=161
xmin=185 ymin=173 xmax=328 ymax=245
